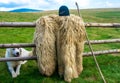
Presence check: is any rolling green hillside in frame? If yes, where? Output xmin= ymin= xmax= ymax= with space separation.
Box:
xmin=0 ymin=8 xmax=120 ymax=83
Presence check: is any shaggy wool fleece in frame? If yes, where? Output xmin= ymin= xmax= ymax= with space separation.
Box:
xmin=33 ymin=14 xmax=86 ymax=82
xmin=33 ymin=15 xmax=59 ymax=76
xmin=57 ymin=15 xmax=86 ymax=82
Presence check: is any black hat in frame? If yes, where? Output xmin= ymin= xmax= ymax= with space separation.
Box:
xmin=59 ymin=5 xmax=70 ymax=16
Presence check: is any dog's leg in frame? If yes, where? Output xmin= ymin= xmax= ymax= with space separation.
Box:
xmin=6 ymin=49 xmax=17 ymax=78
xmin=8 ymin=66 xmax=17 ymax=78
xmin=16 ymin=64 xmax=21 ymax=76
xmin=21 ymin=61 xmax=27 ymax=64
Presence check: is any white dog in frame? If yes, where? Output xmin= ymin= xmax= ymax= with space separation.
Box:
xmin=5 ymin=48 xmax=31 ymax=78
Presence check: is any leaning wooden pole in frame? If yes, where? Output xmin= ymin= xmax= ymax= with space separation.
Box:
xmin=0 ymin=22 xmax=120 ymax=27
xmin=76 ymin=2 xmax=106 ymax=83
xmin=0 ymin=49 xmax=120 ymax=62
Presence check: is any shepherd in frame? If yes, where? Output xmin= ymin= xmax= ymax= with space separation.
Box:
xmin=33 ymin=5 xmax=86 ymax=82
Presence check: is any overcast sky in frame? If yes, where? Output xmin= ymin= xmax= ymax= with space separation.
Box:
xmin=0 ymin=0 xmax=120 ymax=11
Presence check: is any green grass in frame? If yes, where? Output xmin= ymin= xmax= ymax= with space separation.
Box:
xmin=0 ymin=8 xmax=120 ymax=83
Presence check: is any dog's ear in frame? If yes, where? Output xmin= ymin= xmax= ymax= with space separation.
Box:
xmin=9 ymin=48 xmax=13 ymax=57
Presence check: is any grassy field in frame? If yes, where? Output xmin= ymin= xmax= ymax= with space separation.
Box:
xmin=0 ymin=8 xmax=120 ymax=83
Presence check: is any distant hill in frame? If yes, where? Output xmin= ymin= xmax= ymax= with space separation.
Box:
xmin=9 ymin=8 xmax=43 ymax=12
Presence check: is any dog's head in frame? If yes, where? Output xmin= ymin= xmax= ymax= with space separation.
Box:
xmin=11 ymin=48 xmax=22 ymax=57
